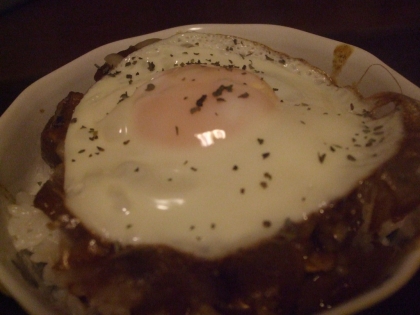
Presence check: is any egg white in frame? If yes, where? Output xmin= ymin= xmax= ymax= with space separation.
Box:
xmin=64 ymin=32 xmax=403 ymax=258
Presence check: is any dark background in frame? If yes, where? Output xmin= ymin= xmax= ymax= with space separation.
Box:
xmin=1 ymin=0 xmax=419 ymax=314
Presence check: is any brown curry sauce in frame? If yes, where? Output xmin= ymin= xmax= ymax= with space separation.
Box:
xmin=33 ymin=51 xmax=420 ymax=315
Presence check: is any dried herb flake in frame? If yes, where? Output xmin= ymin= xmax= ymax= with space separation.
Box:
xmin=212 ymin=84 xmax=233 ymax=97
xmin=262 ymin=220 xmax=272 ymax=228
xmin=318 ymin=153 xmax=326 ymax=163
xmin=347 ymin=154 xmax=357 ymax=161
xmin=262 ymin=152 xmax=270 ymax=159
xmin=145 ymin=83 xmax=155 ymax=91
xmin=196 ymin=95 xmax=207 ymax=107
xmin=147 ymin=61 xmax=155 ymax=71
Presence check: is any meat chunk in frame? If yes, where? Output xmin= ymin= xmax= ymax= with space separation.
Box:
xmin=40 ymin=92 xmax=83 ymax=168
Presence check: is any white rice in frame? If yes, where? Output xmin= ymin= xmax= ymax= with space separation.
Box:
xmin=7 ymin=192 xmax=60 ymax=260
xmin=5 ymin=191 xmax=90 ymax=315
xmin=3 ymin=187 xmax=420 ymax=315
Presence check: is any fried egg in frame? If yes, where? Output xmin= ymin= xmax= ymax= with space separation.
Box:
xmin=64 ymin=32 xmax=403 ymax=258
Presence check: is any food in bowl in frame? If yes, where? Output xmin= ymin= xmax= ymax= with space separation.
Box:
xmin=3 ymin=30 xmax=420 ymax=315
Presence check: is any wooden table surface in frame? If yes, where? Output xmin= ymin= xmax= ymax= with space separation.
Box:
xmin=1 ymin=0 xmax=419 ymax=314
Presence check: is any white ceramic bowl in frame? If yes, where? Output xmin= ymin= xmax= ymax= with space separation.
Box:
xmin=0 ymin=24 xmax=419 ymax=315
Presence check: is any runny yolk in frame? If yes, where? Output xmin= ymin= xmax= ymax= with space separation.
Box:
xmin=133 ymin=64 xmax=278 ymax=148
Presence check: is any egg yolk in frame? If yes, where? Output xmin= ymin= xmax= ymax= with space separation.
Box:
xmin=132 ymin=65 xmax=278 ymax=148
